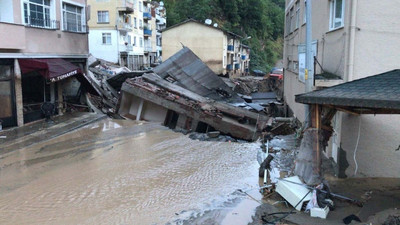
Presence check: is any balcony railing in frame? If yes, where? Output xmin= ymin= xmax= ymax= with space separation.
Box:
xmin=25 ymin=16 xmax=59 ymax=30
xmin=241 ymin=55 xmax=246 ymax=60
xmin=144 ymin=29 xmax=152 ymax=36
xmin=117 ymin=0 xmax=134 ymax=12
xmin=63 ymin=21 xmax=87 ymax=33
xmin=235 ymin=63 xmax=240 ymax=69
xmin=227 ymin=45 xmax=234 ymax=51
xmin=144 ymin=46 xmax=152 ymax=52
xmin=227 ymin=64 xmax=233 ymax=70
xmin=117 ymin=22 xmax=133 ymax=31
xmin=143 ymin=12 xmax=152 ymax=20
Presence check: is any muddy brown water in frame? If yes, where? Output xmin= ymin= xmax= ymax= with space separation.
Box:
xmin=0 ymin=119 xmax=261 ymax=225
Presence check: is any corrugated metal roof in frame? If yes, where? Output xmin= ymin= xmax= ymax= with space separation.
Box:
xmin=153 ymin=47 xmax=244 ymax=103
xmin=295 ymin=69 xmax=400 ymax=110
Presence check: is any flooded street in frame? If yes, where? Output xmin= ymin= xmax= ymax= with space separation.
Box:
xmin=0 ymin=118 xmax=261 ymax=225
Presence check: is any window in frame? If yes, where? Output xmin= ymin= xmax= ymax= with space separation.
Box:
xmin=97 ymin=11 xmax=109 ymax=23
xmin=139 ymin=1 xmax=142 ymax=12
xmin=330 ymin=0 xmax=344 ymax=30
xmin=127 ymin=35 xmax=131 ymax=45
xmin=139 ymin=37 xmax=143 ymax=47
xmin=134 ymin=17 xmax=137 ymax=28
xmin=289 ymin=7 xmax=295 ymax=32
xmin=133 ymin=36 xmax=136 ymax=46
xmin=139 ymin=19 xmax=142 ymax=28
xmin=102 ymin=33 xmax=111 ymax=44
xmin=285 ymin=12 xmax=290 ymax=35
xmin=303 ymin=0 xmax=307 ymax=24
xmin=23 ymin=0 xmax=55 ymax=28
xmin=63 ymin=3 xmax=84 ymax=32
xmin=295 ymin=1 xmax=300 ymax=29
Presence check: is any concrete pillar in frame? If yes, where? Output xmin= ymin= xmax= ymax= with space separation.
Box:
xmin=50 ymin=82 xmax=55 ymax=103
xmin=14 ymin=59 xmax=24 ymax=127
xmin=136 ymin=99 xmax=144 ymax=121
xmin=57 ymin=81 xmax=64 ymax=115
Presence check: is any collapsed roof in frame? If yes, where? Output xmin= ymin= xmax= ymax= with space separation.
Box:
xmin=153 ymin=47 xmax=244 ymax=103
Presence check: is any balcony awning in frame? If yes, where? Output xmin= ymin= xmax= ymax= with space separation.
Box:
xmin=18 ymin=58 xmax=83 ymax=82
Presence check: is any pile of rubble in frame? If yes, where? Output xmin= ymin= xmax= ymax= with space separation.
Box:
xmin=83 ymin=55 xmax=145 ymax=116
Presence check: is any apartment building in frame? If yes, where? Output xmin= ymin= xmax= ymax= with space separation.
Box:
xmin=162 ymin=19 xmax=250 ymax=78
xmin=0 ymin=0 xmax=88 ymax=128
xmin=141 ymin=0 xmax=166 ymax=68
xmin=88 ymin=0 xmax=144 ymax=70
xmin=283 ymin=0 xmax=400 ymax=177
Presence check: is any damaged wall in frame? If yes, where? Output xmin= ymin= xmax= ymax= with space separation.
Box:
xmin=340 ymin=114 xmax=400 ymax=178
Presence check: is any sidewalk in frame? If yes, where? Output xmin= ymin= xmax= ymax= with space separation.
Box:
xmin=0 ymin=112 xmax=107 ymax=155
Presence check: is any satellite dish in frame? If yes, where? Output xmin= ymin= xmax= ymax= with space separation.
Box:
xmin=205 ymin=19 xmax=212 ymax=25
xmin=213 ymin=23 xmax=218 ymax=27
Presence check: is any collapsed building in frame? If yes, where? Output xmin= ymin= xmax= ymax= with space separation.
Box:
xmin=118 ymin=47 xmax=270 ymax=140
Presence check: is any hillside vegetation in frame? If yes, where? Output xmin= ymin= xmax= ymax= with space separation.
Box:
xmin=160 ymin=0 xmax=285 ymax=72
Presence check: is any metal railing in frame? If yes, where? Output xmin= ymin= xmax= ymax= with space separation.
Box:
xmin=63 ymin=21 xmax=87 ymax=33
xmin=144 ymin=46 xmax=152 ymax=52
xmin=25 ymin=16 xmax=59 ymax=29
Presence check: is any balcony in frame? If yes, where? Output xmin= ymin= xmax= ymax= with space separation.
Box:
xmin=144 ymin=46 xmax=152 ymax=53
xmin=120 ymin=44 xmax=133 ymax=52
xmin=241 ymin=55 xmax=246 ymax=60
xmin=235 ymin=63 xmax=240 ymax=69
xmin=144 ymin=28 xmax=152 ymax=37
xmin=117 ymin=22 xmax=133 ymax=32
xmin=227 ymin=45 xmax=234 ymax=52
xmin=227 ymin=64 xmax=233 ymax=70
xmin=143 ymin=12 xmax=152 ymax=20
xmin=117 ymin=0 xmax=134 ymax=13
xmin=25 ymin=17 xmax=59 ymax=30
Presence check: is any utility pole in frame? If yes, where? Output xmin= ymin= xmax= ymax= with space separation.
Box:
xmin=304 ymin=0 xmax=313 ymax=127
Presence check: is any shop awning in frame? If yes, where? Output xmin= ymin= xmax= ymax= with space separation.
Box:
xmin=18 ymin=58 xmax=83 ymax=82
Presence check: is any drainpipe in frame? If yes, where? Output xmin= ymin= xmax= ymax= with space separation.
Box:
xmin=347 ymin=0 xmax=357 ymax=82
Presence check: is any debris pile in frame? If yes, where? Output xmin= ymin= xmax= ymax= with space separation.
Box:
xmin=117 ymin=47 xmax=270 ymax=141
xmin=84 ymin=55 xmax=145 ymax=115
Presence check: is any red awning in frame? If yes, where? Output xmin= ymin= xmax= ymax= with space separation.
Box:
xmin=18 ymin=58 xmax=83 ymax=82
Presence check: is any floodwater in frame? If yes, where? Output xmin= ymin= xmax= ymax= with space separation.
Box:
xmin=0 ymin=119 xmax=261 ymax=225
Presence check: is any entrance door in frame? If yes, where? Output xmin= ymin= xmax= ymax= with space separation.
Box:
xmin=0 ymin=65 xmax=17 ymax=127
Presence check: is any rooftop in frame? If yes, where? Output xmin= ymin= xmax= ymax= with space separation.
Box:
xmin=295 ymin=69 xmax=400 ymax=114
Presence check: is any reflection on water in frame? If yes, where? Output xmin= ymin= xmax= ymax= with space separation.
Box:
xmin=0 ymin=119 xmax=260 ymax=225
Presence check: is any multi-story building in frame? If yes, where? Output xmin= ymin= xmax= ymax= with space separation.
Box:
xmin=142 ymin=0 xmax=166 ymax=68
xmin=88 ymin=0 xmax=144 ymax=70
xmin=0 ymin=0 xmax=88 ymax=128
xmin=283 ymin=0 xmax=400 ymax=177
xmin=155 ymin=1 xmax=166 ymax=62
xmin=162 ymin=19 xmax=250 ymax=78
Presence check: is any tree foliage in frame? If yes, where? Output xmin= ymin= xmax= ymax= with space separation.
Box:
xmin=160 ymin=0 xmax=285 ymax=72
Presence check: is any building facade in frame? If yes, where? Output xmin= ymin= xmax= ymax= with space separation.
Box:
xmin=162 ymin=19 xmax=250 ymax=78
xmin=142 ymin=0 xmax=165 ymax=68
xmin=283 ymin=0 xmax=400 ymax=177
xmin=88 ymin=0 xmax=143 ymax=70
xmin=88 ymin=0 xmax=165 ymax=70
xmin=0 ymin=0 xmax=89 ymax=128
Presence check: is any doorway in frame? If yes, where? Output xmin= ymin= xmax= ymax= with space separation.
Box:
xmin=0 ymin=64 xmax=17 ymax=128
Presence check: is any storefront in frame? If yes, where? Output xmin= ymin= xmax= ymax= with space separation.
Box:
xmin=0 ymin=58 xmax=84 ymax=128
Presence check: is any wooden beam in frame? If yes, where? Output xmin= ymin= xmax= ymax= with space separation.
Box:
xmin=311 ymin=104 xmax=322 ymax=177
